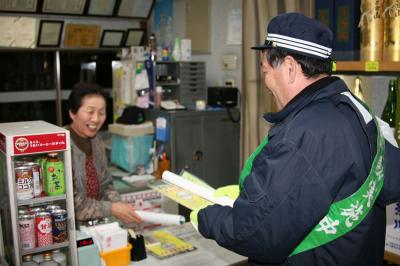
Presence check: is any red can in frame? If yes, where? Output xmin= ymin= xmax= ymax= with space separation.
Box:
xmin=19 ymin=214 xmax=35 ymax=249
xmin=35 ymin=212 xmax=53 ymax=247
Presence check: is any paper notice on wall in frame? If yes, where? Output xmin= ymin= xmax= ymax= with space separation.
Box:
xmin=14 ymin=17 xmax=37 ymax=48
xmin=385 ymin=203 xmax=400 ymax=255
xmin=226 ymin=9 xmax=242 ymax=45
xmin=0 ymin=17 xmax=14 ymax=47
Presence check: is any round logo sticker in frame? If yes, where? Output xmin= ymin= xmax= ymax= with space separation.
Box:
xmin=15 ymin=138 xmax=29 ymax=152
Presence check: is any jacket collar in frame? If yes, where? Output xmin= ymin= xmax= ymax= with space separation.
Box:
xmin=264 ymin=76 xmax=345 ymax=124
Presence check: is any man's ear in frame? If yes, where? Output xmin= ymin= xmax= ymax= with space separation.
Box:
xmin=285 ymin=56 xmax=297 ymax=84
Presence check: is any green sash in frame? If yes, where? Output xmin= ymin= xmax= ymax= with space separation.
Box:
xmin=238 ymin=117 xmax=385 ymax=255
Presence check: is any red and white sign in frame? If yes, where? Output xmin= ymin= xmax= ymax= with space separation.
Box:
xmin=13 ymin=133 xmax=67 ymax=155
xmin=0 ymin=133 xmax=5 ymax=153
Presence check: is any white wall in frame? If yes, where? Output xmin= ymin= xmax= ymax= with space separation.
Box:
xmin=173 ymin=0 xmax=242 ymax=90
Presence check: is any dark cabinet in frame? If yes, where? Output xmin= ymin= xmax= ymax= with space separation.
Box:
xmin=155 ymin=61 xmax=206 ymax=108
xmin=147 ymin=109 xmax=240 ymax=188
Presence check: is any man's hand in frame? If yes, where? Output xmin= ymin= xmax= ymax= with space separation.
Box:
xmin=111 ymin=202 xmax=143 ymax=224
xmin=213 ymin=185 xmax=240 ymax=200
xmin=190 ymin=204 xmax=209 ymax=231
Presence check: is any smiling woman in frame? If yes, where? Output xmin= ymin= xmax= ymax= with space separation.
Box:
xmin=66 ymin=83 xmax=143 ymax=225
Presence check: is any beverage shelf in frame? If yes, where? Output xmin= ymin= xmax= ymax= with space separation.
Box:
xmin=21 ymin=241 xmax=69 ymax=256
xmin=17 ymin=195 xmax=66 ymax=206
xmin=334 ymin=61 xmax=400 ymax=72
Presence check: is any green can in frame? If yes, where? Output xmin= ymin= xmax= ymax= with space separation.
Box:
xmin=44 ymin=153 xmax=65 ymax=196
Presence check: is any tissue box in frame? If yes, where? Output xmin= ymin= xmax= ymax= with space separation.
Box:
xmin=83 ymin=222 xmax=128 ymax=253
xmin=110 ymin=122 xmax=154 ymax=173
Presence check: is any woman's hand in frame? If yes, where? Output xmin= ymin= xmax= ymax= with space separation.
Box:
xmin=111 ymin=202 xmax=143 ymax=224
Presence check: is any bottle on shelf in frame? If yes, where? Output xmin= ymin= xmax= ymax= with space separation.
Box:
xmin=38 ymin=252 xmax=58 ymax=266
xmin=353 ymin=76 xmax=365 ymax=102
xmin=395 ymin=77 xmax=400 ymax=144
xmin=155 ymin=86 xmax=163 ymax=108
xmin=44 ymin=153 xmax=65 ymax=196
xmin=148 ymin=33 xmax=157 ymax=62
xmin=381 ymin=79 xmax=397 ymax=129
xmin=52 ymin=249 xmax=67 ymax=266
xmin=22 ymin=255 xmax=38 ymax=266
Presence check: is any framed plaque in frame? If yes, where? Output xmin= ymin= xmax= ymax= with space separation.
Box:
xmin=0 ymin=0 xmax=38 ymax=12
xmin=124 ymin=29 xmax=145 ymax=47
xmin=64 ymin=23 xmax=101 ymax=48
xmin=117 ymin=0 xmax=154 ymax=18
xmin=37 ymin=20 xmax=64 ymax=47
xmin=42 ymin=0 xmax=86 ymax=15
xmin=100 ymin=30 xmax=124 ymax=47
xmin=87 ymin=0 xmax=116 ymax=16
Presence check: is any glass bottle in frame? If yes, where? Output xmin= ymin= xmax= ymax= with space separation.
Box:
xmin=38 ymin=252 xmax=58 ymax=266
xmin=52 ymin=249 xmax=67 ymax=266
xmin=353 ymin=76 xmax=365 ymax=102
xmin=381 ymin=79 xmax=397 ymax=128
xmin=395 ymin=77 xmax=400 ymax=144
xmin=22 ymin=255 xmax=38 ymax=266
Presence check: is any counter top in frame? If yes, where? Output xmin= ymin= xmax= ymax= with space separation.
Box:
xmin=133 ymin=223 xmax=247 ymax=266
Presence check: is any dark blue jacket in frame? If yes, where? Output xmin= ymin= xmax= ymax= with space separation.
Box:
xmin=198 ymin=76 xmax=400 ymax=266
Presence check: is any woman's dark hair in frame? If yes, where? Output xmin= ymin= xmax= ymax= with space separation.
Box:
xmin=67 ymin=83 xmax=108 ymax=114
xmin=265 ymin=48 xmax=332 ymax=77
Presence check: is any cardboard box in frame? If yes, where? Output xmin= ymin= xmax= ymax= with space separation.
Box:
xmin=386 ymin=203 xmax=400 ymax=255
xmin=108 ymin=121 xmax=154 ymax=137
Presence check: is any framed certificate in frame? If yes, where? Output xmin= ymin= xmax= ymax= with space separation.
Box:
xmin=100 ymin=30 xmax=124 ymax=47
xmin=42 ymin=0 xmax=86 ymax=15
xmin=117 ymin=0 xmax=154 ymax=18
xmin=37 ymin=20 xmax=64 ymax=47
xmin=87 ymin=0 xmax=116 ymax=16
xmin=0 ymin=0 xmax=38 ymax=12
xmin=64 ymin=23 xmax=101 ymax=48
xmin=124 ymin=29 xmax=145 ymax=47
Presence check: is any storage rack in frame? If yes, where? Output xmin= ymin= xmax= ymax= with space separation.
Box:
xmin=0 ymin=121 xmax=78 ymax=265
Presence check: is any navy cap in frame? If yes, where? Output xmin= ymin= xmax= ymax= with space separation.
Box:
xmin=252 ymin=12 xmax=333 ymax=60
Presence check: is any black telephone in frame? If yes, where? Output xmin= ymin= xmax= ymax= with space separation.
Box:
xmin=207 ymin=87 xmax=238 ymax=108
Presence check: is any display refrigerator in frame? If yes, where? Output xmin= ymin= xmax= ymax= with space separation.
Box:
xmin=0 ymin=121 xmax=77 ymax=265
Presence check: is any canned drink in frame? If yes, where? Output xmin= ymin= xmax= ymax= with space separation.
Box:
xmin=35 ymin=212 xmax=53 ymax=247
xmin=51 ymin=209 xmax=68 ymax=243
xmin=19 ymin=214 xmax=36 ymax=249
xmin=46 ymin=205 xmax=61 ymax=213
xmin=14 ymin=161 xmax=25 ymax=168
xmin=45 ymin=153 xmax=65 ymax=196
xmin=18 ymin=208 xmax=30 ymax=216
xmin=29 ymin=207 xmax=45 ymax=216
xmin=15 ymin=166 xmax=34 ymax=200
xmin=23 ymin=162 xmax=42 ymax=197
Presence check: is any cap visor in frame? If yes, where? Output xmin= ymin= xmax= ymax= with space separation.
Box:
xmin=251 ymin=44 xmax=270 ymax=50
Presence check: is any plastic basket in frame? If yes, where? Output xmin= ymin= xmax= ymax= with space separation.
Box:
xmin=100 ymin=243 xmax=132 ymax=266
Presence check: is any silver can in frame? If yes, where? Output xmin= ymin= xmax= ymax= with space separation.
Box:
xmin=45 ymin=205 xmax=61 ymax=213
xmin=15 ymin=166 xmax=34 ymax=200
xmin=23 ymin=162 xmax=42 ymax=197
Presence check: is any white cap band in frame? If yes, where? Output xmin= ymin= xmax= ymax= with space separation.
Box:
xmin=266 ymin=33 xmax=332 ymax=59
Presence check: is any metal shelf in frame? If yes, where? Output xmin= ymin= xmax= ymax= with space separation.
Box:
xmin=17 ymin=194 xmax=67 ymax=207
xmin=21 ymin=241 xmax=70 ymax=256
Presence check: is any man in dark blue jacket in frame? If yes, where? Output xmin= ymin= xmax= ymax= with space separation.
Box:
xmin=192 ymin=12 xmax=400 ymax=265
